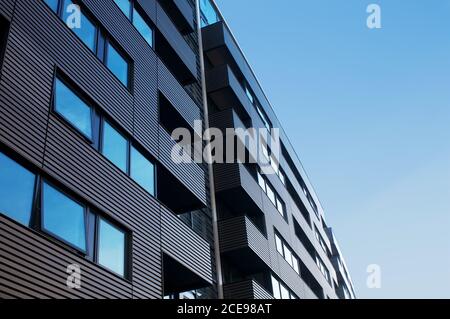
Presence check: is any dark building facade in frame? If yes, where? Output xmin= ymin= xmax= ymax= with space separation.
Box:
xmin=0 ymin=0 xmax=354 ymax=299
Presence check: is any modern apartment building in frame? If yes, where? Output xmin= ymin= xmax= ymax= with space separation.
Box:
xmin=0 ymin=0 xmax=354 ymax=299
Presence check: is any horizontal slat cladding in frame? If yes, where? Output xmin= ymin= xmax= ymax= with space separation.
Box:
xmin=0 ymin=0 xmax=15 ymax=19
xmin=213 ymin=163 xmax=241 ymax=193
xmin=159 ymin=127 xmax=207 ymax=205
xmin=238 ymin=164 xmax=264 ymax=211
xmin=223 ymin=280 xmax=273 ymax=300
xmin=156 ymin=2 xmax=196 ymax=77
xmin=158 ymin=60 xmax=201 ymax=130
xmin=43 ymin=116 xmax=162 ymax=298
xmin=252 ymin=281 xmax=274 ymax=299
xmin=244 ymin=218 xmax=271 ymax=267
xmin=0 ymin=217 xmax=133 ymax=299
xmin=82 ymin=0 xmax=159 ymax=155
xmin=223 ymin=281 xmax=253 ymax=299
xmin=33 ymin=0 xmax=134 ymax=132
xmin=0 ymin=8 xmax=53 ymax=167
xmin=160 ymin=206 xmax=212 ymax=283
xmin=218 ymin=216 xmax=248 ymax=253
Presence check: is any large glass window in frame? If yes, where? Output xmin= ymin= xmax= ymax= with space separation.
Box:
xmin=266 ymin=184 xmax=276 ymax=206
xmin=102 ymin=121 xmax=128 ymax=173
xmin=106 ymin=42 xmax=129 ymax=87
xmin=62 ymin=0 xmax=97 ymax=52
xmin=0 ymin=153 xmax=36 ymax=226
xmin=130 ymin=146 xmax=155 ymax=195
xmin=280 ymin=284 xmax=290 ymax=300
xmin=114 ymin=0 xmax=131 ymax=19
xmin=98 ymin=218 xmax=125 ymax=276
xmin=257 ymin=172 xmax=266 ymax=191
xmin=44 ymin=0 xmax=59 ymax=12
xmin=133 ymin=8 xmax=153 ymax=47
xmin=54 ymin=78 xmax=92 ymax=139
xmin=276 ymin=198 xmax=285 ymax=217
xmin=42 ymin=183 xmax=86 ymax=251
xmin=292 ymin=256 xmax=300 ymax=274
xmin=271 ymin=276 xmax=281 ymax=300
xmin=284 ymin=245 xmax=293 ymax=267
xmin=275 ymin=234 xmax=283 ymax=255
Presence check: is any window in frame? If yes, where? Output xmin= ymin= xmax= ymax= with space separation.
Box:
xmin=276 ymin=198 xmax=285 ymax=217
xmin=45 ymin=0 xmax=132 ymax=90
xmin=115 ymin=0 xmax=154 ymax=48
xmin=133 ymin=7 xmax=153 ymax=47
xmin=257 ymin=172 xmax=266 ymax=191
xmin=316 ymin=256 xmax=330 ymax=282
xmin=114 ymin=0 xmax=131 ymax=18
xmin=0 ymin=152 xmax=36 ymax=226
xmin=284 ymin=245 xmax=293 ymax=267
xmin=98 ymin=218 xmax=126 ymax=276
xmin=279 ymin=170 xmax=286 ymax=186
xmin=275 ymin=234 xmax=283 ymax=255
xmin=280 ymin=284 xmax=290 ymax=300
xmin=44 ymin=0 xmax=59 ymax=12
xmin=42 ymin=182 xmax=86 ymax=251
xmin=102 ymin=121 xmax=128 ymax=173
xmin=106 ymin=42 xmax=129 ymax=87
xmin=130 ymin=146 xmax=155 ymax=195
xmin=271 ymin=276 xmax=281 ymax=299
xmin=266 ymin=184 xmax=276 ymax=206
xmin=245 ymin=86 xmax=254 ymax=104
xmin=0 ymin=151 xmax=130 ymax=277
xmin=292 ymin=256 xmax=300 ymax=274
xmin=275 ymin=231 xmax=301 ymax=275
xmin=54 ymin=78 xmax=92 ymax=139
xmin=62 ymin=0 xmax=97 ymax=52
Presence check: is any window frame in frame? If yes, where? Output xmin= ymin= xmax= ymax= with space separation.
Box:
xmin=40 ymin=180 xmax=88 ymax=254
xmin=100 ymin=118 xmax=131 ymax=174
xmin=113 ymin=0 xmax=155 ymax=49
xmin=52 ymin=74 xmax=95 ymax=143
xmin=95 ymin=215 xmax=129 ymax=278
xmin=104 ymin=39 xmax=132 ymax=89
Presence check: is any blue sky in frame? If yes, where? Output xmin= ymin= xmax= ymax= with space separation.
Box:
xmin=215 ymin=0 xmax=450 ymax=298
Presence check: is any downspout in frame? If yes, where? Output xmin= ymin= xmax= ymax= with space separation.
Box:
xmin=194 ymin=0 xmax=224 ymax=299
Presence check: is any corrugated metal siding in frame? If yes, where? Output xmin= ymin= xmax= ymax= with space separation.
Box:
xmin=0 ymin=216 xmax=133 ymax=299
xmin=0 ymin=0 xmax=213 ymax=299
xmin=223 ymin=280 xmax=273 ymax=300
xmin=161 ymin=206 xmax=212 ymax=283
xmin=0 ymin=0 xmax=15 ymax=20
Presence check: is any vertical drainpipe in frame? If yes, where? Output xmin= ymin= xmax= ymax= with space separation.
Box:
xmin=194 ymin=0 xmax=224 ymax=299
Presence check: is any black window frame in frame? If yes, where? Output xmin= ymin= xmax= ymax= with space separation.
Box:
xmin=113 ymin=0 xmax=155 ymax=49
xmin=43 ymin=0 xmax=133 ymax=92
xmin=39 ymin=179 xmax=89 ymax=254
xmin=0 ymin=148 xmax=132 ymax=280
xmin=100 ymin=117 xmax=131 ymax=175
xmin=95 ymin=215 xmax=131 ymax=279
xmin=51 ymin=73 xmax=96 ymax=143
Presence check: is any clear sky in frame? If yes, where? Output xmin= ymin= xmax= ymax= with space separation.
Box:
xmin=215 ymin=0 xmax=450 ymax=298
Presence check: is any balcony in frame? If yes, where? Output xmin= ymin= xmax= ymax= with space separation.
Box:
xmin=223 ymin=280 xmax=273 ymax=300
xmin=161 ymin=205 xmax=213 ymax=293
xmin=206 ymin=64 xmax=254 ymax=121
xmin=219 ymin=216 xmax=270 ymax=274
xmin=156 ymin=2 xmax=197 ymax=84
xmin=214 ymin=163 xmax=264 ymax=221
xmin=159 ymin=0 xmax=195 ymax=34
xmin=158 ymin=127 xmax=207 ymax=212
